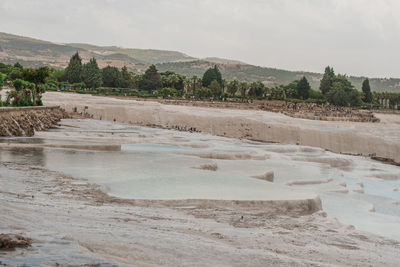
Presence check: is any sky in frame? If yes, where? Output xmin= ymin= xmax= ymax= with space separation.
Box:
xmin=0 ymin=0 xmax=399 ymax=78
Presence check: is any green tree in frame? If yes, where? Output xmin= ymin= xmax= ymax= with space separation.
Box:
xmin=296 ymin=76 xmax=311 ymax=100
xmin=121 ymin=66 xmax=134 ymax=88
xmin=102 ymin=66 xmax=122 ymax=87
xmin=326 ymin=75 xmax=361 ymax=107
xmin=270 ymin=85 xmax=286 ymax=100
xmin=209 ymin=80 xmax=222 ymax=97
xmin=309 ymin=89 xmax=324 ymax=99
xmin=22 ymin=66 xmax=50 ymax=105
xmin=239 ymin=82 xmax=248 ymax=101
xmin=0 ymin=73 xmax=5 ymax=88
xmin=362 ymin=78 xmax=373 ymax=103
xmin=65 ymin=52 xmax=83 ymax=83
xmin=13 ymin=79 xmax=26 ymax=91
xmin=82 ymin=58 xmax=102 ymax=89
xmin=320 ymin=66 xmax=335 ymax=96
xmin=248 ymin=81 xmax=265 ymax=98
xmin=190 ymin=75 xmax=200 ymax=95
xmin=202 ymin=65 xmax=222 ymax=87
xmin=284 ymin=80 xmax=299 ymax=98
xmin=140 ymin=65 xmax=162 ymax=90
xmin=13 ymin=62 xmax=23 ymax=70
xmin=227 ymin=80 xmax=239 ymax=97
xmin=8 ymin=68 xmax=23 ymax=80
xmin=50 ymin=68 xmax=67 ymax=82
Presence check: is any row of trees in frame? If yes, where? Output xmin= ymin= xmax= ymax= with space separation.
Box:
xmin=60 ymin=54 xmax=385 ymax=107
xmin=60 ymin=52 xmax=377 ymax=108
xmin=62 ymin=52 xmax=188 ymax=91
xmin=0 ymin=53 xmax=397 ymax=108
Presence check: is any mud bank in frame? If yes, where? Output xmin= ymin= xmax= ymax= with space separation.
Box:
xmin=0 ymin=106 xmax=68 ymax=137
xmin=43 ymin=92 xmax=400 ymax=164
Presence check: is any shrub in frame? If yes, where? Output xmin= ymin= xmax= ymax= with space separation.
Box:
xmin=160 ymin=87 xmax=178 ymax=98
xmin=6 ymin=89 xmax=34 ymax=106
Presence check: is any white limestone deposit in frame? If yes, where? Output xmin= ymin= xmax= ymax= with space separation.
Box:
xmin=43 ymin=92 xmax=400 ymax=164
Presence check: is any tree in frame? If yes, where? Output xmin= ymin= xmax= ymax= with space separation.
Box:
xmin=227 ymin=80 xmax=239 ymax=97
xmin=239 ymin=82 xmax=248 ymax=101
xmin=190 ymin=75 xmax=200 ymax=95
xmin=13 ymin=79 xmax=26 ymax=91
xmin=82 ymin=58 xmax=102 ymax=89
xmin=202 ymin=65 xmax=222 ymax=87
xmin=270 ymin=85 xmax=286 ymax=100
xmin=320 ymin=66 xmax=335 ymax=96
xmin=296 ymin=76 xmax=311 ymax=100
xmin=283 ymin=80 xmax=299 ymax=98
xmin=22 ymin=66 xmax=50 ymax=105
xmin=362 ymin=78 xmax=372 ymax=103
xmin=120 ymin=66 xmax=134 ymax=88
xmin=9 ymin=68 xmax=23 ymax=80
xmin=13 ymin=62 xmax=23 ymax=70
xmin=140 ymin=65 xmax=162 ymax=90
xmin=102 ymin=66 xmax=122 ymax=88
xmin=248 ymin=81 xmax=265 ymax=98
xmin=50 ymin=69 xmax=67 ymax=82
xmin=326 ymin=75 xmax=361 ymax=107
xmin=161 ymin=72 xmax=184 ymax=90
xmin=0 ymin=73 xmax=5 ymax=89
xmin=65 ymin=52 xmax=83 ymax=83
xmin=209 ymin=80 xmax=222 ymax=97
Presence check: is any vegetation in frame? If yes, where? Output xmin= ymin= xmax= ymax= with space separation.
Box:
xmin=320 ymin=67 xmax=362 ymax=107
xmin=362 ymin=79 xmax=373 ymax=103
xmin=140 ymin=65 xmax=162 ymax=90
xmin=1 ymin=32 xmax=400 ymax=93
xmin=320 ymin=66 xmax=335 ymax=96
xmin=1 ymin=52 xmax=400 ymax=110
xmin=202 ymin=65 xmax=222 ymax=88
xmin=82 ymin=58 xmax=102 ymax=89
xmin=65 ymin=52 xmax=83 ymax=83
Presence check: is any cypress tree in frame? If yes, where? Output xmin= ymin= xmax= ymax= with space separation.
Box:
xmin=202 ymin=65 xmax=222 ymax=87
xmin=65 ymin=52 xmax=83 ymax=83
xmin=140 ymin=65 xmax=161 ymax=90
xmin=121 ymin=66 xmax=133 ymax=88
xmin=102 ymin=66 xmax=122 ymax=88
xmin=214 ymin=65 xmax=222 ymax=85
xmin=82 ymin=58 xmax=102 ymax=89
xmin=362 ymin=78 xmax=372 ymax=103
xmin=297 ymin=76 xmax=311 ymax=100
xmin=320 ymin=66 xmax=335 ymax=96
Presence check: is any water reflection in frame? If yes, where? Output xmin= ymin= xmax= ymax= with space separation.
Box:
xmin=0 ymin=147 xmax=46 ymax=166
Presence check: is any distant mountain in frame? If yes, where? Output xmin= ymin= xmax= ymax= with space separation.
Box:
xmin=0 ymin=32 xmax=192 ymax=72
xmin=66 ymin=43 xmax=195 ymax=64
xmin=0 ymin=32 xmax=399 ymax=92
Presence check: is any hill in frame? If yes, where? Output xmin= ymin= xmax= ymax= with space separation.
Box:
xmin=0 ymin=32 xmax=399 ymax=92
xmin=0 ymin=32 xmax=192 ymax=72
xmin=157 ymin=60 xmax=400 ymax=92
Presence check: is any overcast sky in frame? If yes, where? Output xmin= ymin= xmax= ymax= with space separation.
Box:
xmin=0 ymin=0 xmax=399 ymax=78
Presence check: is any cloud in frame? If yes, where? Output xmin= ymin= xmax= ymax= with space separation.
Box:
xmin=0 ymin=0 xmax=399 ymax=77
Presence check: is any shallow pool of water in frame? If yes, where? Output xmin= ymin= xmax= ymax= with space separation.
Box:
xmin=1 ymin=119 xmax=400 ymax=240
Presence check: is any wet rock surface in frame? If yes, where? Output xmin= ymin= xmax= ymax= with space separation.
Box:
xmin=0 ymin=234 xmax=31 ymax=250
xmin=1 ymin=161 xmax=400 ymax=266
xmin=0 ymin=107 xmax=68 ymax=137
